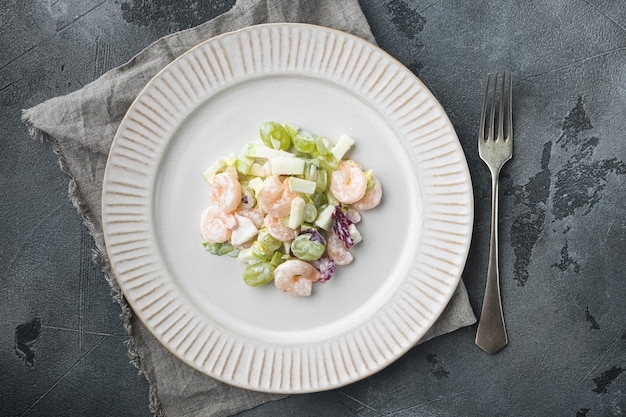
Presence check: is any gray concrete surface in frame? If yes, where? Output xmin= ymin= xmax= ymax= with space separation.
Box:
xmin=1 ymin=1 xmax=625 ymax=416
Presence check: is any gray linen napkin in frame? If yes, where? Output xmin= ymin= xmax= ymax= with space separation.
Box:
xmin=22 ymin=0 xmax=476 ymax=415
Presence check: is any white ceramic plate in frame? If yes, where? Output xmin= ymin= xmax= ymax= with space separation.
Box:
xmin=102 ymin=23 xmax=473 ymax=393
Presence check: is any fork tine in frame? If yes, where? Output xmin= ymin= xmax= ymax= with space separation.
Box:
xmin=507 ymin=71 xmax=513 ymax=140
xmin=498 ymin=71 xmax=505 ymax=140
xmin=488 ymin=72 xmax=498 ymax=141
xmin=479 ymin=73 xmax=490 ymax=141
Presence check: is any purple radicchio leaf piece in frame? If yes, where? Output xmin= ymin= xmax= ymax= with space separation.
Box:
xmin=301 ymin=228 xmax=326 ymax=246
xmin=311 ymin=257 xmax=335 ymax=282
xmin=332 ymin=204 xmax=355 ymax=249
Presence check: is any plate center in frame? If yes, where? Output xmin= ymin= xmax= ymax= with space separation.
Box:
xmin=154 ymin=75 xmax=420 ymax=344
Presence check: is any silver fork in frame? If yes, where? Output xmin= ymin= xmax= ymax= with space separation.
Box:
xmin=475 ymin=71 xmax=513 ymax=354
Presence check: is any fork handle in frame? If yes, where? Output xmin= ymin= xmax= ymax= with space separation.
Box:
xmin=475 ymin=171 xmax=508 ymax=354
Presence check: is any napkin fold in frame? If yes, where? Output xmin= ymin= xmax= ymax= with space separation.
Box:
xmin=23 ymin=0 xmax=476 ymax=415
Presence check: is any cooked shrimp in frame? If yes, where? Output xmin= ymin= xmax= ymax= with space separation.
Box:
xmin=326 ymin=233 xmax=354 ymax=265
xmin=257 ymin=175 xmax=297 ymax=218
xmin=211 ymin=172 xmax=242 ymax=213
xmin=330 ymin=161 xmax=367 ymax=204
xmin=274 ymin=260 xmax=320 ymax=296
xmin=352 ymin=176 xmax=382 ymax=211
xmin=264 ymin=215 xmax=296 ymax=242
xmin=236 ymin=206 xmax=265 ymax=228
xmin=200 ymin=205 xmax=237 ymax=243
xmin=346 ymin=207 xmax=361 ymax=223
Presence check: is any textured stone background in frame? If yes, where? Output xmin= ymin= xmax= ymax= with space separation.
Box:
xmin=1 ymin=1 xmax=625 ymax=416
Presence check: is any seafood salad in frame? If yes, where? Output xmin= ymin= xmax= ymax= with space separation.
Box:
xmin=200 ymin=122 xmax=383 ymax=296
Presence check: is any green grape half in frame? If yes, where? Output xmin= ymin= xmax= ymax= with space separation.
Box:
xmin=260 ymin=121 xmax=292 ymax=150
